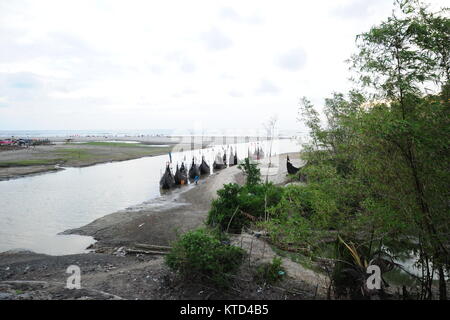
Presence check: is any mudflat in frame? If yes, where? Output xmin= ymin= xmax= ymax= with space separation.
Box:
xmin=0 ymin=142 xmax=174 ymax=180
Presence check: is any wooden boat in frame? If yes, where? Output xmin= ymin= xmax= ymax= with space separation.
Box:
xmin=259 ymin=148 xmax=265 ymax=159
xmin=253 ymin=147 xmax=265 ymax=160
xmin=199 ymin=156 xmax=210 ymax=175
xmin=213 ymin=153 xmax=226 ymax=170
xmin=222 ymin=152 xmax=227 ymax=167
xmin=174 ymin=163 xmax=188 ymax=185
xmin=228 ymin=147 xmax=235 ymax=167
xmin=160 ymin=164 xmax=175 ymax=189
xmin=286 ymin=155 xmax=300 ymax=174
xmin=189 ymin=158 xmax=201 ymax=180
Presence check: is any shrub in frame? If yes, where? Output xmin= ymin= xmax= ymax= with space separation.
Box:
xmin=261 ymin=215 xmax=313 ymax=249
xmin=254 ymin=257 xmax=286 ymax=285
xmin=206 ymin=183 xmax=243 ymax=232
xmin=165 ymin=228 xmax=245 ymax=288
xmin=258 ymin=184 xmax=336 ymax=249
xmin=330 ymin=235 xmax=398 ymax=299
xmin=206 ymin=182 xmax=283 ymax=233
xmin=238 ymin=157 xmax=261 ymax=185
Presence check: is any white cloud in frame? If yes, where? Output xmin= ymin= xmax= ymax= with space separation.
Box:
xmin=219 ymin=6 xmax=264 ymax=24
xmin=331 ymin=0 xmax=390 ymax=19
xmin=277 ymin=48 xmax=307 ymax=71
xmin=256 ymin=79 xmax=280 ymax=95
xmin=229 ymin=89 xmax=244 ymax=98
xmin=201 ymin=27 xmax=233 ymax=51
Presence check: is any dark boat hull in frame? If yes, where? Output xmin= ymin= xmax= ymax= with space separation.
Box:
xmin=199 ymin=160 xmax=210 ymax=175
xmin=253 ymin=148 xmax=264 ymax=160
xmin=287 ymin=160 xmax=299 ymax=175
xmin=213 ymin=162 xmax=226 ymax=170
xmin=189 ymin=165 xmax=201 ymax=179
xmin=160 ymin=168 xmax=175 ymax=189
xmin=174 ymin=167 xmax=188 ymax=185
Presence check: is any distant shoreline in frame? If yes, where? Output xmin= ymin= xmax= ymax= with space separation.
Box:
xmin=0 ymin=136 xmax=298 ymax=181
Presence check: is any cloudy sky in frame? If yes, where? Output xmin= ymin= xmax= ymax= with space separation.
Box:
xmin=0 ymin=0 xmax=447 ymax=132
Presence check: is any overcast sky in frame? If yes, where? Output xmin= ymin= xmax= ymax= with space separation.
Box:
xmin=0 ymin=0 xmax=447 ymax=132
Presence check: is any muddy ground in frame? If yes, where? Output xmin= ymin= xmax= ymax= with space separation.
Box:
xmin=0 ymin=153 xmax=321 ymax=300
xmin=0 ymin=143 xmax=172 ymax=180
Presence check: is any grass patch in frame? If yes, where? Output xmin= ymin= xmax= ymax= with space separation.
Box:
xmin=54 ymin=148 xmax=94 ymax=161
xmin=254 ymin=257 xmax=286 ymax=285
xmin=271 ymin=245 xmax=323 ymax=274
xmin=82 ymin=142 xmax=149 ymax=148
xmin=68 ymin=143 xmax=173 ymax=155
xmin=135 ymin=146 xmax=173 ymax=154
xmin=0 ymin=159 xmax=61 ymax=167
xmin=165 ymin=228 xmax=245 ymax=289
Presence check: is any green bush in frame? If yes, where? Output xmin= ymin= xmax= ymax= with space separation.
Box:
xmin=268 ymin=184 xmax=316 ymax=219
xmin=237 ymin=157 xmax=261 ymax=185
xmin=206 ymin=158 xmax=282 ymax=233
xmin=206 ymin=182 xmax=283 ymax=233
xmin=206 ymin=183 xmax=244 ymax=232
xmin=254 ymin=257 xmax=286 ymax=285
xmin=258 ymin=184 xmax=337 ymax=249
xmin=238 ymin=183 xmax=283 ymax=218
xmin=165 ymin=228 xmax=245 ymax=288
xmin=261 ymin=215 xmax=313 ymax=249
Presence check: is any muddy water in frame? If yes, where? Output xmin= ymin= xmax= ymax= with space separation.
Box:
xmin=0 ymin=139 xmax=301 ymax=255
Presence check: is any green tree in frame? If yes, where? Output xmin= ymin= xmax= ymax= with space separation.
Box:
xmin=349 ymin=0 xmax=449 ymax=299
xmin=297 ymin=0 xmax=449 ymax=299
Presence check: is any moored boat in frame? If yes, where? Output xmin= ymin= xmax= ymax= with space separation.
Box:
xmin=228 ymin=148 xmax=237 ymax=167
xmin=174 ymin=163 xmax=188 ymax=185
xmin=189 ymin=158 xmax=201 ymax=180
xmin=199 ymin=156 xmax=210 ymax=175
xmin=286 ymin=155 xmax=300 ymax=174
xmin=160 ymin=164 xmax=175 ymax=189
xmin=253 ymin=146 xmax=265 ymax=160
xmin=213 ymin=152 xmax=226 ymax=170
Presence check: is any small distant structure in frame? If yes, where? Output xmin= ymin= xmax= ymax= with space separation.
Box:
xmin=0 ymin=139 xmax=13 ymax=145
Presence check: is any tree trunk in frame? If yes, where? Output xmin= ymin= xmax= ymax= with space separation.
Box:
xmin=438 ymin=266 xmax=447 ymax=300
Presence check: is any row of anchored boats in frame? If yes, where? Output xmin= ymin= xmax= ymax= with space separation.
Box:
xmin=160 ymin=149 xmax=301 ymax=190
xmin=159 ymin=146 xmax=267 ymax=190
